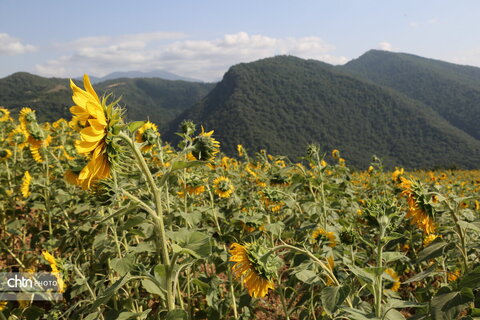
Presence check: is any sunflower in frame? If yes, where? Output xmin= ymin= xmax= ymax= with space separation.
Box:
xmin=0 ymin=148 xmax=12 ymax=161
xmin=237 ymin=144 xmax=245 ymax=157
xmin=42 ymin=251 xmax=65 ymax=293
xmin=191 ymin=126 xmax=220 ymax=161
xmin=28 ymin=135 xmax=52 ymax=163
xmin=230 ymin=242 xmax=276 ymax=298
xmin=213 ymin=176 xmax=234 ymax=198
xmin=312 ymin=228 xmax=336 ymax=247
xmin=21 ymin=171 xmax=31 ymax=198
xmin=136 ymin=121 xmax=160 ymax=152
xmin=261 ymin=188 xmax=285 ymax=212
xmin=0 ymin=301 xmax=7 ymax=311
xmin=70 ymin=74 xmax=123 ymax=189
xmin=399 ymin=177 xmax=436 ymax=234
xmin=392 ymin=167 xmax=404 ymax=182
xmin=19 ymin=107 xmax=36 ymax=130
xmin=64 ymin=170 xmax=80 ymax=185
xmin=447 ymin=269 xmax=461 ymax=282
xmin=423 ymin=234 xmax=440 ymax=246
xmin=332 ymin=149 xmax=340 ymax=159
xmin=8 ymin=126 xmax=29 ymax=149
xmin=385 ymin=268 xmax=400 ymax=292
xmin=0 ymin=107 xmax=10 ymax=122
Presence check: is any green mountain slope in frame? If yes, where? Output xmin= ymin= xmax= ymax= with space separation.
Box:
xmin=0 ymin=72 xmax=214 ymax=129
xmin=167 ymin=56 xmax=480 ymax=169
xmin=340 ymin=50 xmax=480 ymax=140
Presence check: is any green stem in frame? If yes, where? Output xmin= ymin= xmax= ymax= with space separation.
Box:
xmin=119 ymin=132 xmax=174 ymax=311
xmin=449 ymin=207 xmax=469 ymax=272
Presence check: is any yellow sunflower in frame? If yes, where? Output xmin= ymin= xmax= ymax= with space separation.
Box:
xmin=21 ymin=171 xmax=31 ymax=198
xmin=191 ymin=126 xmax=220 ymax=161
xmin=399 ymin=177 xmax=435 ymax=234
xmin=64 ymin=170 xmax=80 ymax=185
xmin=8 ymin=126 xmax=29 ymax=149
xmin=237 ymin=144 xmax=245 ymax=157
xmin=0 ymin=148 xmax=12 ymax=161
xmin=70 ymin=74 xmax=122 ymax=189
xmin=0 ymin=107 xmax=10 ymax=122
xmin=230 ymin=243 xmax=276 ymax=298
xmin=385 ymin=268 xmax=400 ymax=292
xmin=312 ymin=228 xmax=336 ymax=247
xmin=0 ymin=301 xmax=7 ymax=311
xmin=136 ymin=121 xmax=160 ymax=152
xmin=28 ymin=135 xmax=52 ymax=163
xmin=423 ymin=234 xmax=440 ymax=247
xmin=447 ymin=269 xmax=461 ymax=282
xmin=213 ymin=176 xmax=234 ymax=198
xmin=392 ymin=167 xmax=404 ymax=181
xmin=19 ymin=107 xmax=36 ymax=130
xmin=332 ymin=149 xmax=340 ymax=159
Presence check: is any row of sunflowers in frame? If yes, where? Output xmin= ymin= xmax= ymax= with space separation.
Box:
xmin=0 ymin=75 xmax=479 ymax=319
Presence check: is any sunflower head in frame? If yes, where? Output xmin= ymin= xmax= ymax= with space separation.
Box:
xmin=339 ymin=229 xmax=355 ymax=245
xmin=0 ymin=107 xmax=10 ymax=122
xmin=213 ymin=176 xmax=234 ymax=198
xmin=332 ymin=149 xmax=340 ymax=160
xmin=230 ymin=242 xmax=280 ymax=298
xmin=180 ymin=120 xmax=196 ymax=136
xmin=399 ymin=177 xmax=436 ymax=234
xmin=21 ymin=171 xmax=32 ymax=198
xmin=0 ymin=148 xmax=12 ymax=161
xmin=191 ymin=126 xmax=220 ymax=161
xmin=70 ymin=74 xmax=124 ymax=189
xmin=136 ymin=121 xmax=159 ymax=152
xmin=312 ymin=228 xmax=336 ymax=247
xmin=19 ymin=107 xmax=37 ymax=129
xmin=384 ymin=268 xmax=400 ymax=291
xmin=8 ymin=126 xmax=29 ymax=149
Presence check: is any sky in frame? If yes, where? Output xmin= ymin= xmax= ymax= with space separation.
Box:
xmin=1 ymin=0 xmax=480 ymax=82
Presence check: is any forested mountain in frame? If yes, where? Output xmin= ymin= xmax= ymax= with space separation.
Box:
xmin=167 ymin=55 xmax=480 ymax=169
xmin=340 ymin=50 xmax=480 ymax=140
xmin=0 ymin=72 xmax=214 ymax=129
xmin=3 ymin=51 xmax=480 ymax=169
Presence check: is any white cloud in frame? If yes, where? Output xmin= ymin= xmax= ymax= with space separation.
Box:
xmin=0 ymin=33 xmax=36 ymax=55
xmin=409 ymin=21 xmax=418 ymax=28
xmin=35 ymin=32 xmax=348 ymax=81
xmin=378 ymin=42 xmax=396 ymax=52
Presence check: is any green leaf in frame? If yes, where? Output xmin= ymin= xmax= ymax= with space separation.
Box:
xmin=165 ymin=309 xmax=188 ymax=320
xmin=458 ymin=266 xmax=480 ymax=289
xmin=265 ymin=221 xmax=285 ymax=237
xmin=294 ymin=269 xmax=320 ymax=284
xmin=403 ymin=264 xmax=438 ymax=284
xmin=321 ymin=285 xmax=351 ymax=314
xmin=431 ymin=287 xmax=474 ymax=320
xmin=119 ymin=215 xmax=147 ymax=231
xmin=341 ymin=307 xmax=376 ymax=320
xmin=141 ymin=278 xmax=165 ymax=299
xmin=90 ymin=275 xmax=130 ymax=311
xmin=127 ymin=121 xmax=145 ymax=133
xmin=383 ymin=308 xmax=406 ymax=320
xmin=383 ymin=252 xmax=409 ymax=264
xmin=171 ymin=160 xmax=204 ymax=171
xmin=168 ymin=229 xmax=212 ymax=259
xmin=110 ymin=254 xmax=135 ymax=276
xmin=417 ymin=240 xmax=455 ymax=263
xmin=457 ymin=220 xmax=480 ymax=232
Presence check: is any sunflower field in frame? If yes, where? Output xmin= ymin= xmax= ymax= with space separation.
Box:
xmin=0 ymin=75 xmax=480 ymax=320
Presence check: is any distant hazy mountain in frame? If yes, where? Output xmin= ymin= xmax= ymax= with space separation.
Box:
xmin=167 ymin=55 xmax=480 ymax=169
xmin=83 ymin=70 xmax=203 ymax=84
xmin=0 ymin=72 xmax=214 ymax=129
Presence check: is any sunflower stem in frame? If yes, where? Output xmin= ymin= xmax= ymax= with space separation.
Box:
xmin=119 ymin=131 xmax=175 ymax=311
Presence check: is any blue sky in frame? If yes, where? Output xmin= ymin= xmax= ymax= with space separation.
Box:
xmin=1 ymin=0 xmax=479 ymax=81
